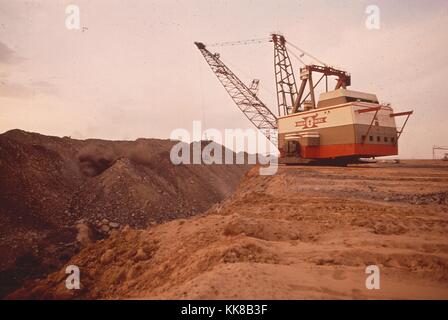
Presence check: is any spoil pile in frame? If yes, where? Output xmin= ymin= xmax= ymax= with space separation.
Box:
xmin=0 ymin=129 xmax=250 ymax=297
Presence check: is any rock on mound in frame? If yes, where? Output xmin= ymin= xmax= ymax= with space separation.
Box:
xmin=0 ymin=129 xmax=250 ymax=297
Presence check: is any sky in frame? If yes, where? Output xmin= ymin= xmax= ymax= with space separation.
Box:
xmin=0 ymin=0 xmax=447 ymax=158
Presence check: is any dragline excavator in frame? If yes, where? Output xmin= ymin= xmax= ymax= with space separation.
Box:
xmin=195 ymin=34 xmax=413 ymax=165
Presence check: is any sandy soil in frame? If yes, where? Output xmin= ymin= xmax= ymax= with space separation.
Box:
xmin=10 ymin=160 xmax=448 ymax=299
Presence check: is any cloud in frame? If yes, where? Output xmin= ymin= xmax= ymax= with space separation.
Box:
xmin=0 ymin=80 xmax=58 ymax=99
xmin=0 ymin=81 xmax=34 ymax=98
xmin=0 ymin=42 xmax=57 ymax=98
xmin=30 ymin=80 xmax=58 ymax=96
xmin=0 ymin=41 xmax=22 ymax=64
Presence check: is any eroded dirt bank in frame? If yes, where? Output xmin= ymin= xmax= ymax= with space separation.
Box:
xmin=9 ymin=161 xmax=448 ymax=299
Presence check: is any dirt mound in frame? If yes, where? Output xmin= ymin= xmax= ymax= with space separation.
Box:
xmin=10 ymin=161 xmax=448 ymax=299
xmin=0 ymin=129 xmax=250 ymax=297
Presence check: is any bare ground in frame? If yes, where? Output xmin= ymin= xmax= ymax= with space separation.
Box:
xmin=9 ymin=160 xmax=448 ymax=299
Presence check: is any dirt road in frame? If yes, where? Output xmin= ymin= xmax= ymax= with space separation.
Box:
xmin=10 ymin=160 xmax=448 ymax=299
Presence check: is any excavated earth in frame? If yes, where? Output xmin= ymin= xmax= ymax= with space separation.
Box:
xmin=0 ymin=130 xmax=250 ymax=298
xmin=8 ymin=160 xmax=448 ymax=299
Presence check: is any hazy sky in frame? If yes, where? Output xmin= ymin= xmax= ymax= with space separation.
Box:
xmin=0 ymin=0 xmax=447 ymax=158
